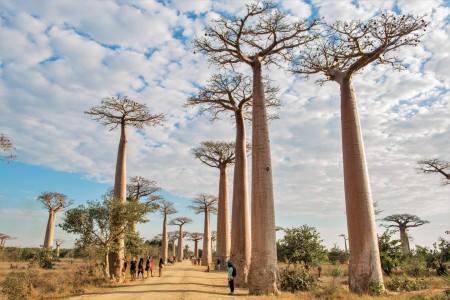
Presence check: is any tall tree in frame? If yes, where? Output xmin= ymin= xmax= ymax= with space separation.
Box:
xmin=194 ymin=2 xmax=318 ymax=293
xmin=188 ymin=194 xmax=218 ymax=266
xmin=188 ymin=232 xmax=203 ymax=260
xmin=0 ymin=134 xmax=16 ymax=161
xmin=382 ymin=214 xmax=429 ymax=254
xmin=167 ymin=231 xmax=179 ymax=260
xmin=192 ymin=140 xmax=239 ymax=268
xmin=416 ymin=159 xmax=450 ymax=185
xmin=158 ymin=199 xmax=177 ymax=262
xmin=292 ymin=12 xmax=427 ymax=294
xmin=186 ymin=72 xmax=277 ymax=278
xmin=37 ymin=192 xmax=73 ymax=249
xmin=126 ymin=176 xmax=162 ymax=232
xmin=169 ymin=217 xmax=192 ymax=262
xmin=85 ymin=96 xmax=166 ymax=280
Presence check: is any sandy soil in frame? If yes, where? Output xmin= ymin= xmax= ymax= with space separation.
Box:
xmin=69 ymin=260 xmax=289 ymax=300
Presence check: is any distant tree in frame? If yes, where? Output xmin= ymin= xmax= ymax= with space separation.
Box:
xmin=293 ymin=11 xmax=428 ymax=294
xmin=277 ymin=225 xmax=328 ymax=269
xmin=382 ymin=214 xmax=429 ymax=254
xmin=167 ymin=231 xmax=179 ymax=260
xmin=188 ymin=194 xmax=218 ymax=266
xmin=37 ymin=192 xmax=73 ymax=249
xmin=0 ymin=233 xmax=16 ymax=249
xmin=192 ymin=140 xmax=237 ymax=266
xmin=0 ymin=134 xmax=16 ymax=161
xmin=339 ymin=234 xmax=349 ymax=253
xmin=378 ymin=230 xmax=403 ymax=276
xmin=60 ymin=195 xmax=148 ymax=278
xmin=126 ymin=176 xmax=161 ymax=232
xmin=85 ymin=96 xmax=166 ymax=280
xmin=188 ymin=232 xmax=203 ymax=259
xmin=193 ymin=1 xmax=318 ymax=292
xmin=169 ymin=217 xmax=192 ymax=262
xmin=416 ymin=159 xmax=450 ymax=185
xmin=328 ymin=244 xmax=349 ymax=264
xmin=158 ymin=199 xmax=177 ymax=261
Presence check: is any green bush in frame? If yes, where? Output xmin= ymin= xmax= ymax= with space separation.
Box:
xmin=386 ymin=275 xmax=429 ymax=292
xmin=402 ymin=255 xmax=429 ymax=277
xmin=329 ymin=264 xmax=344 ymax=283
xmin=378 ymin=229 xmax=403 ymax=275
xmin=280 ymin=264 xmax=318 ymax=292
xmin=1 ymin=271 xmax=35 ymax=300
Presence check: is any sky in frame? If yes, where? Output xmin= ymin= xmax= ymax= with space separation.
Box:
xmin=0 ymin=0 xmax=449 ymax=252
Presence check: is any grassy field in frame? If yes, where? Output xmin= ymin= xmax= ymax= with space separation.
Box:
xmin=0 ymin=258 xmax=448 ymax=300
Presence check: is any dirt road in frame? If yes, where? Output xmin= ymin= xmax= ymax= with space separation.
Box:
xmin=69 ymin=261 xmax=287 ymax=300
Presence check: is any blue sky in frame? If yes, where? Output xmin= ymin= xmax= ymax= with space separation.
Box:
xmin=0 ymin=0 xmax=449 ymax=250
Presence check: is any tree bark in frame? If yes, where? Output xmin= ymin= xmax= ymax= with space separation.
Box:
xmin=338 ymin=74 xmax=384 ymax=293
xmin=248 ymin=60 xmax=279 ymax=295
xmin=217 ymin=164 xmax=230 ymax=267
xmin=162 ymin=212 xmax=168 ymax=261
xmin=110 ymin=122 xmax=127 ymax=280
xmin=231 ymin=109 xmax=251 ymax=286
xmin=172 ymin=241 xmax=176 ymax=259
xmin=399 ymin=225 xmax=410 ymax=254
xmin=194 ymin=240 xmax=199 ymax=259
xmin=177 ymin=227 xmax=183 ymax=262
xmin=43 ymin=210 xmax=55 ymax=249
xmin=103 ymin=249 xmax=110 ymax=279
xmin=55 ymin=245 xmax=60 ymax=257
xmin=202 ymin=207 xmax=212 ymax=266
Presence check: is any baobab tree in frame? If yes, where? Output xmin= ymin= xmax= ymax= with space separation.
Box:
xmin=192 ymin=140 xmax=239 ymax=268
xmin=339 ymin=234 xmax=348 ymax=252
xmin=194 ymin=2 xmax=318 ymax=293
xmin=188 ymin=194 xmax=218 ymax=266
xmin=54 ymin=239 xmax=64 ymax=257
xmin=188 ymin=232 xmax=203 ymax=261
xmin=127 ymin=176 xmax=162 ymax=232
xmin=85 ymin=96 xmax=166 ymax=280
xmin=186 ymin=72 xmax=277 ymax=282
xmin=416 ymin=159 xmax=450 ymax=185
xmin=37 ymin=192 xmax=73 ymax=249
xmin=382 ymin=214 xmax=429 ymax=254
xmin=0 ymin=133 xmax=16 ymax=161
xmin=0 ymin=233 xmax=16 ymax=249
xmin=169 ymin=217 xmax=192 ymax=262
xmin=159 ymin=199 xmax=177 ymax=261
xmin=167 ymin=231 xmax=179 ymax=261
xmin=293 ymin=12 xmax=428 ymax=293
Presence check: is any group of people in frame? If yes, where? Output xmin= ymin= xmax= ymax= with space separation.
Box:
xmin=122 ymin=256 xmax=164 ymax=281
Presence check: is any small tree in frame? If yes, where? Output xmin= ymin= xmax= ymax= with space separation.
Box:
xmin=188 ymin=232 xmax=203 ymax=259
xmin=159 ymin=199 xmax=177 ymax=261
xmin=60 ymin=195 xmax=148 ymax=278
xmin=188 ymin=194 xmax=218 ymax=266
xmin=85 ymin=96 xmax=166 ymax=280
xmin=169 ymin=217 xmax=192 ymax=262
xmin=0 ymin=134 xmax=16 ymax=161
xmin=382 ymin=214 xmax=429 ymax=254
xmin=293 ymin=12 xmax=428 ymax=294
xmin=416 ymin=159 xmax=450 ymax=185
xmin=37 ymin=192 xmax=73 ymax=249
xmin=277 ymin=225 xmax=328 ymax=269
xmin=0 ymin=234 xmax=16 ymax=249
xmin=378 ymin=230 xmax=403 ymax=276
xmin=54 ymin=239 xmax=64 ymax=258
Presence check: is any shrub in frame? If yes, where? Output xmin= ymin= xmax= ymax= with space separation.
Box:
xmin=328 ymin=244 xmax=348 ymax=264
xmin=1 ymin=271 xmax=36 ymax=300
xmin=402 ymin=255 xmax=429 ymax=277
xmin=329 ymin=264 xmax=344 ymax=284
xmin=280 ymin=264 xmax=318 ymax=292
xmin=378 ymin=229 xmax=403 ymax=275
xmin=386 ymin=275 xmax=430 ymax=292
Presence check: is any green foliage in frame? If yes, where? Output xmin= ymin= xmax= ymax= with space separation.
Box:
xmin=277 ymin=225 xmax=328 ymax=268
xmin=280 ymin=264 xmax=318 ymax=292
xmin=402 ymin=253 xmax=429 ymax=277
xmin=378 ymin=229 xmax=403 ymax=275
xmin=1 ymin=271 xmax=35 ymax=300
xmin=414 ymin=240 xmax=450 ymax=276
xmin=125 ymin=232 xmax=159 ymax=258
xmin=370 ymin=281 xmax=385 ymax=295
xmin=328 ymin=244 xmax=348 ymax=263
xmin=36 ymin=248 xmax=57 ymax=269
xmin=385 ymin=275 xmax=429 ymax=292
xmin=329 ymin=264 xmax=344 ymax=283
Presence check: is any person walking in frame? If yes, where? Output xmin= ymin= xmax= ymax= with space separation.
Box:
xmin=227 ymin=260 xmax=235 ymax=295
xmin=145 ymin=256 xmax=153 ymax=278
xmin=122 ymin=257 xmax=128 ymax=282
xmin=158 ymin=258 xmax=164 ymax=277
xmin=137 ymin=257 xmax=144 ymax=279
xmin=130 ymin=257 xmax=137 ymax=281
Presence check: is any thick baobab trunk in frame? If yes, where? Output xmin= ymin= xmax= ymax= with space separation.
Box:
xmin=43 ymin=210 xmax=56 ymax=249
xmin=217 ymin=164 xmax=230 ymax=267
xmin=172 ymin=240 xmax=176 ymax=259
xmin=162 ymin=213 xmax=168 ymax=261
xmin=248 ymin=60 xmax=279 ymax=295
xmin=109 ymin=123 xmax=127 ymax=280
xmin=231 ymin=109 xmax=251 ymax=286
xmin=339 ymin=75 xmax=384 ymax=293
xmin=399 ymin=226 xmax=410 ymax=254
xmin=177 ymin=228 xmax=183 ymax=262
xmin=202 ymin=208 xmax=212 ymax=266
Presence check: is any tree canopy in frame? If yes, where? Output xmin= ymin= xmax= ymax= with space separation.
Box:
xmin=416 ymin=159 xmax=450 ymax=185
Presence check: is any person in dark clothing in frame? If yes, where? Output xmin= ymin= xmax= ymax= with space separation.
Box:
xmin=137 ymin=257 xmax=144 ymax=279
xmin=227 ymin=260 xmax=235 ymax=295
xmin=158 ymin=257 xmax=164 ymax=277
xmin=145 ymin=256 xmax=153 ymax=278
xmin=122 ymin=257 xmax=128 ymax=281
xmin=130 ymin=257 xmax=137 ymax=281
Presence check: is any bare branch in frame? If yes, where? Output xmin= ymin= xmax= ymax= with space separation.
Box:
xmin=37 ymin=192 xmax=74 ymax=212
xmin=416 ymin=159 xmax=450 ymax=185
xmin=0 ymin=134 xmax=17 ymax=161
xmin=192 ymin=140 xmax=239 ymax=169
xmin=188 ymin=193 xmax=218 ymax=215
